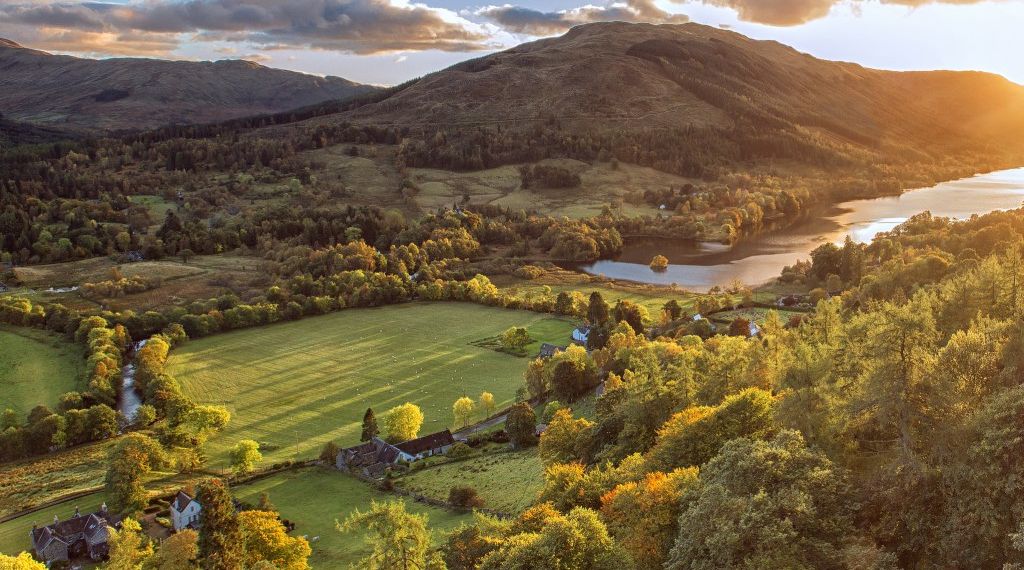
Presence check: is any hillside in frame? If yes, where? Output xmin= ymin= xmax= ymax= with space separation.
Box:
xmin=331 ymin=22 xmax=1024 ymax=170
xmin=0 ymin=39 xmax=377 ymax=135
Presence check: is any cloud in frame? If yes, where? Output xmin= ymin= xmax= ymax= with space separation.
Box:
xmin=700 ymin=0 xmax=834 ymax=25
xmin=476 ymin=0 xmax=689 ymax=35
xmin=0 ymin=0 xmax=492 ymax=56
xmin=694 ymin=0 xmax=1013 ymax=26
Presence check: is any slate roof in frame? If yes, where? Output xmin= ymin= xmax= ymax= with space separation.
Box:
xmin=31 ymin=510 xmax=120 ymax=553
xmin=539 ymin=343 xmax=565 ymax=358
xmin=172 ymin=490 xmax=195 ymax=512
xmin=396 ymin=430 xmax=455 ymax=456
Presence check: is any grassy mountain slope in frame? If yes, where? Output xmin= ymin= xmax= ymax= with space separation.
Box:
xmin=0 ymin=39 xmax=377 ymax=135
xmin=332 ymin=22 xmax=1024 ymax=167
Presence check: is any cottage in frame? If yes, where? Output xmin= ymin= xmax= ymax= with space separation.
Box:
xmin=395 ymin=429 xmax=456 ymax=460
xmin=336 ymin=430 xmax=457 ymax=478
xmin=538 ymin=343 xmax=565 ymax=359
xmin=571 ymin=326 xmax=590 ymax=345
xmin=30 ymin=504 xmax=121 ymax=564
xmin=170 ymin=490 xmax=201 ymax=531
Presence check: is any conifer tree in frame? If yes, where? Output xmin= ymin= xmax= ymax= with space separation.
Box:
xmin=361 ymin=408 xmax=379 ymax=442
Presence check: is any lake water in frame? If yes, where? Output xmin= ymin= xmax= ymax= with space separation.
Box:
xmin=578 ymin=167 xmax=1024 ymax=291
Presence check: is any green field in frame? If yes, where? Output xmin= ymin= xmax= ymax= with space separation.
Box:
xmin=395 ymin=449 xmax=544 ymax=515
xmin=0 ymin=325 xmax=85 ymax=416
xmin=168 ymin=303 xmax=574 ymax=468
xmin=233 ymin=467 xmax=470 ymax=568
xmin=708 ymin=307 xmax=806 ymax=324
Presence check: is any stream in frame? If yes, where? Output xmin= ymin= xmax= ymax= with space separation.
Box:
xmin=118 ymin=339 xmax=147 ymax=423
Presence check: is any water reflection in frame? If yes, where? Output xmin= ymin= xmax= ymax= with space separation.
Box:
xmin=579 ymin=167 xmax=1024 ymax=291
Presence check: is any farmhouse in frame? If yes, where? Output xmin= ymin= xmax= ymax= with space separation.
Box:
xmin=538 ymin=343 xmax=565 ymax=358
xmin=571 ymin=326 xmax=590 ymax=345
xmin=170 ymin=490 xmax=201 ymax=531
xmin=336 ymin=430 xmax=456 ymax=478
xmin=29 ymin=504 xmax=121 ymax=564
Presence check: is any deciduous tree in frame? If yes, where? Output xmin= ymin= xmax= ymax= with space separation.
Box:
xmin=384 ymin=403 xmax=424 ymax=443
xmin=239 ymin=510 xmax=311 ymax=570
xmin=506 ymin=402 xmax=537 ymax=449
xmin=338 ymin=500 xmax=434 ymax=570
xmin=453 ymin=397 xmax=475 ymax=428
xmin=197 ymin=479 xmax=243 ymax=570
xmin=230 ymin=439 xmax=262 ymax=475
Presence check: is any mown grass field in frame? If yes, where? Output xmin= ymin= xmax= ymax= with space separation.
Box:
xmin=395 ymin=449 xmax=544 ymax=515
xmin=169 ymin=303 xmax=574 ymax=468
xmin=0 ymin=324 xmax=85 ymax=416
xmin=233 ymin=467 xmax=470 ymax=568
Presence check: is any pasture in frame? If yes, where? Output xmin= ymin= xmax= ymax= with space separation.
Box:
xmin=0 ymin=325 xmax=85 ymax=416
xmin=0 ymin=439 xmax=114 ymax=519
xmin=233 ymin=467 xmax=470 ymax=568
xmin=168 ymin=303 xmax=574 ymax=468
xmin=395 ymin=449 xmax=544 ymax=515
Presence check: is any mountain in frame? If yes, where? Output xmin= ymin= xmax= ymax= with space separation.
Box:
xmin=333 ymin=22 xmax=1024 ymax=168
xmin=0 ymin=39 xmax=378 ymax=136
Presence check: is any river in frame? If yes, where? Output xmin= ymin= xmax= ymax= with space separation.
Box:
xmin=578 ymin=168 xmax=1024 ymax=292
xmin=118 ymin=339 xmax=147 ymax=424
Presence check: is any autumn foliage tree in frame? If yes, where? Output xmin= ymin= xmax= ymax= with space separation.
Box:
xmin=383 ymin=403 xmax=424 ymax=443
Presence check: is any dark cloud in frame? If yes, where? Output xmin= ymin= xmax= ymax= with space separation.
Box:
xmin=476 ymin=0 xmax=689 ymax=36
xmin=0 ymin=0 xmax=491 ymax=55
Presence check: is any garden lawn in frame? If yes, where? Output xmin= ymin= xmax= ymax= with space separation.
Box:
xmin=168 ymin=302 xmax=574 ymax=468
xmin=232 ymin=467 xmax=470 ymax=568
xmin=395 ymin=449 xmax=544 ymax=515
xmin=0 ymin=324 xmax=85 ymax=416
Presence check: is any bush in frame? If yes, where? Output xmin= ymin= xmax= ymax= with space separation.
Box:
xmin=448 ymin=442 xmax=473 ymax=459
xmin=449 ymin=485 xmax=485 ymax=509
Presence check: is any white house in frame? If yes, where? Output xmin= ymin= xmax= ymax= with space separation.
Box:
xmin=170 ymin=490 xmax=201 ymax=532
xmin=571 ymin=326 xmax=590 ymax=345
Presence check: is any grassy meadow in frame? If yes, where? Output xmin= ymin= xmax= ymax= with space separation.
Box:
xmin=168 ymin=302 xmax=574 ymax=468
xmin=233 ymin=467 xmax=470 ymax=568
xmin=395 ymin=449 xmax=544 ymax=515
xmin=0 ymin=324 xmax=85 ymax=416
xmin=0 ymin=440 xmax=115 ymax=519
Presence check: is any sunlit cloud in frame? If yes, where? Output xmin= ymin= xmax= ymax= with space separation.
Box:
xmin=475 ymin=0 xmax=688 ymax=35
xmin=687 ymin=0 xmax=1018 ymax=26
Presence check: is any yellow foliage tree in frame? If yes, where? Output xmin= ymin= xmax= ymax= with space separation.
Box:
xmin=239 ymin=510 xmax=311 ymax=570
xmin=384 ymin=402 xmax=424 ymax=443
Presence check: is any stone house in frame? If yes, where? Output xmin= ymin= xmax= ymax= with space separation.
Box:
xmin=336 ymin=430 xmax=456 ymax=478
xmin=30 ymin=504 xmax=121 ymax=564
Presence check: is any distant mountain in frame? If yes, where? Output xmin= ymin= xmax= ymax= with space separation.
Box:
xmin=335 ymin=22 xmax=1024 ymax=167
xmin=0 ymin=39 xmax=378 ymax=136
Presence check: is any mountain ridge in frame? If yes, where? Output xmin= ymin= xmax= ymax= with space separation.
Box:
xmin=0 ymin=39 xmax=378 ymax=135
xmin=323 ymin=22 xmax=1024 ymax=169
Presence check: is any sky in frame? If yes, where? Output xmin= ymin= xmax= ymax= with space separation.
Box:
xmin=0 ymin=0 xmax=1021 ymax=86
